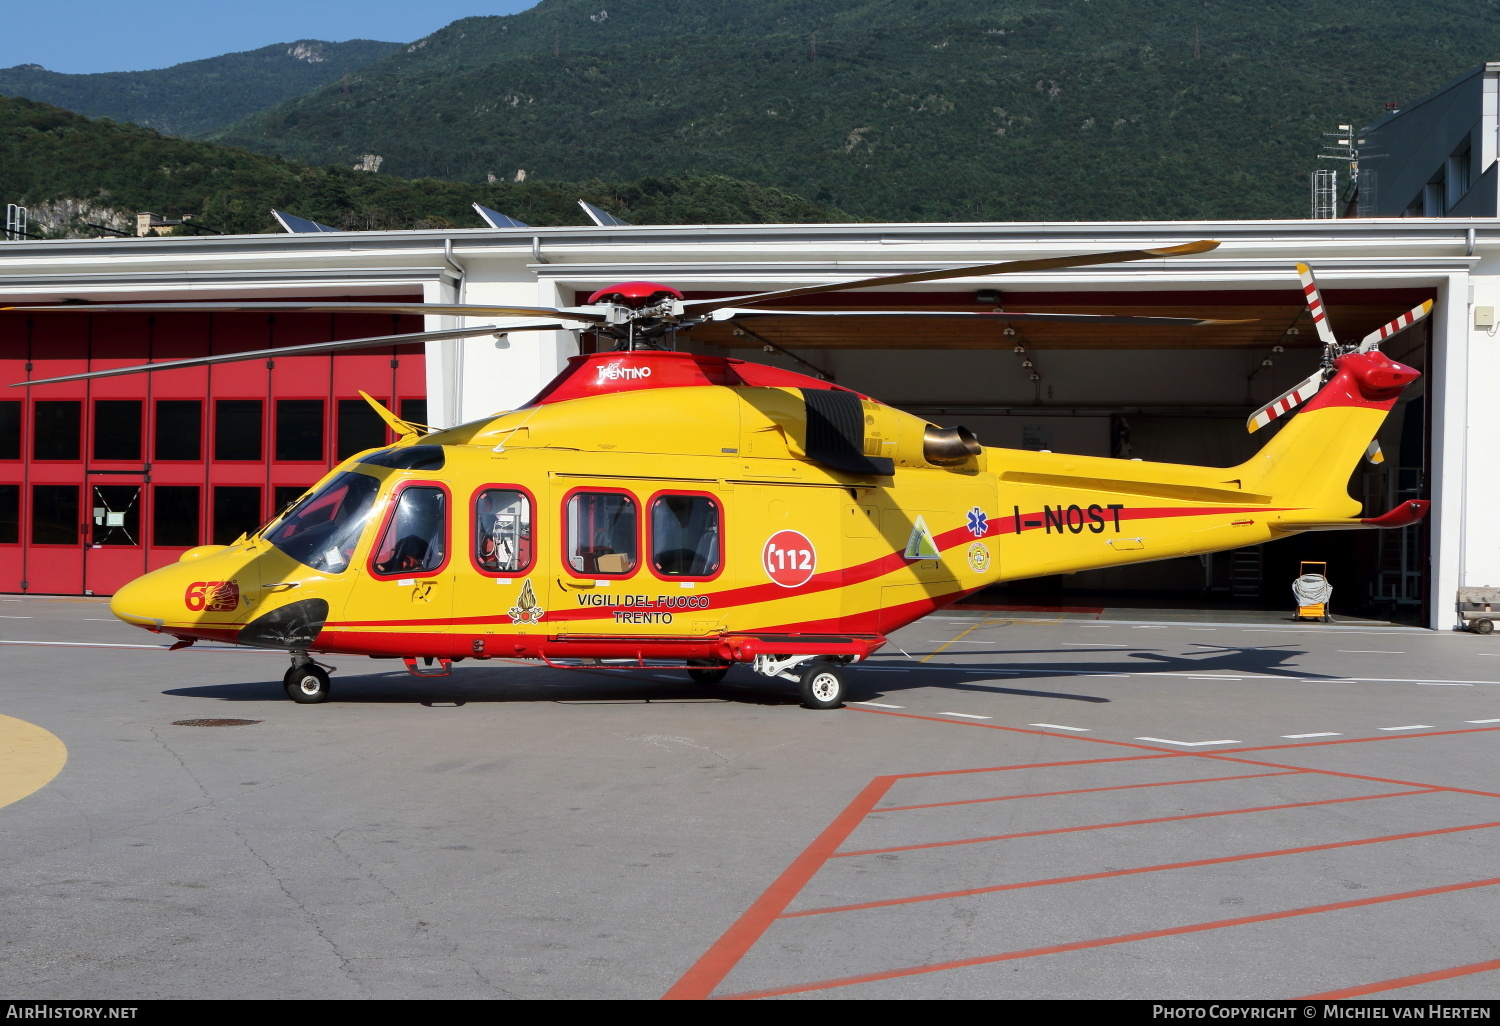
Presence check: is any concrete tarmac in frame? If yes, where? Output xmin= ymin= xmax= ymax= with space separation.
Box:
xmin=1 ymin=596 xmax=1498 ymax=999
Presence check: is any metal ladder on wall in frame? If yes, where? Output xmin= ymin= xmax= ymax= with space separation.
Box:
xmin=1229 ymin=546 xmax=1265 ymax=599
xmin=1365 ymin=468 xmax=1424 ymax=607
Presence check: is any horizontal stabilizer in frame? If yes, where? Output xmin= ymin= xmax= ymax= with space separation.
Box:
xmin=1270 ymin=499 xmax=1429 ymax=533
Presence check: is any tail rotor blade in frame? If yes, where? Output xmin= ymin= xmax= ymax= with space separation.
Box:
xmin=1247 ymin=368 xmax=1326 ymax=433
xmin=1295 ymin=262 xmax=1339 ymax=348
xmin=1358 ymin=299 xmax=1434 ymax=352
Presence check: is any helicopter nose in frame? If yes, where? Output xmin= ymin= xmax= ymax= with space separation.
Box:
xmin=109 ymin=571 xmax=175 ymax=632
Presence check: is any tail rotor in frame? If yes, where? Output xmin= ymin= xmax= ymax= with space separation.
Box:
xmin=1247 ymin=263 xmax=1432 ymax=443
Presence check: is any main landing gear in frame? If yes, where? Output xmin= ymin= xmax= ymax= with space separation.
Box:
xmin=284 ymin=652 xmax=331 ymax=704
xmin=750 ymin=655 xmax=849 ymax=710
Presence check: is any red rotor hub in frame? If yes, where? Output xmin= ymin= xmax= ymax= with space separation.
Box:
xmin=587 ymin=281 xmax=684 ymax=309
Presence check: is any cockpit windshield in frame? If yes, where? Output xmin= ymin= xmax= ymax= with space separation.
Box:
xmin=265 ymin=471 xmax=381 ymax=573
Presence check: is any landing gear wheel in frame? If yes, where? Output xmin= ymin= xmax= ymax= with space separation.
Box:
xmin=1474 ymin=618 xmax=1495 ymax=635
xmin=687 ymin=663 xmax=730 ymax=684
xmin=798 ymin=660 xmax=846 ymax=710
xmin=284 ymin=664 xmax=330 ymax=704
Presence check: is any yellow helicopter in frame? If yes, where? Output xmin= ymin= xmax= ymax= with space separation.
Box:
xmin=13 ymin=242 xmax=1430 ymax=709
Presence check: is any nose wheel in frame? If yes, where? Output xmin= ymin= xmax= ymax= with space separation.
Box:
xmin=284 ymin=663 xmax=331 ymax=704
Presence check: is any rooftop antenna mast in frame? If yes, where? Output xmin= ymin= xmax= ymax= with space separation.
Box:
xmin=1315 ymin=121 xmax=1363 ymax=217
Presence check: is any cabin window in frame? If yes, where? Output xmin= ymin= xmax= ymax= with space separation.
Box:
xmin=650 ymin=494 xmax=721 ymax=578
xmin=372 ymin=486 xmax=448 ymax=576
xmin=474 ymin=488 xmax=532 ymax=573
xmin=265 ymin=471 xmax=380 ymax=573
xmin=566 ymin=491 xmax=637 ymax=575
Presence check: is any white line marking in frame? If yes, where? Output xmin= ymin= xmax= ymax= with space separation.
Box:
xmin=1188 ymin=628 xmax=1218 ymax=631
xmin=1417 ymin=682 xmax=1471 ymax=687
xmin=941 ymin=712 xmax=993 ymax=720
xmin=1136 ymin=737 xmax=1241 ymax=747
xmin=1187 ymin=676 xmax=1243 ymax=681
xmin=1338 ymin=650 xmax=1405 ymax=654
xmin=1133 ymin=626 xmax=1168 ymax=629
xmin=0 ymin=615 xmax=33 ymax=619
xmin=1377 ymin=725 xmax=1434 ymax=731
xmin=851 ymin=701 xmax=904 ymax=709
xmin=1465 ymin=718 xmax=1500 ymax=724
xmin=1282 ymin=732 xmax=1342 ymax=738
xmin=1030 ymin=723 xmax=1090 ymax=731
xmin=1078 ymin=673 xmax=1132 ymax=677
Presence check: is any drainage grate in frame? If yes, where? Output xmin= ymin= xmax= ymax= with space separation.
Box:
xmin=171 ymin=718 xmax=262 ymax=727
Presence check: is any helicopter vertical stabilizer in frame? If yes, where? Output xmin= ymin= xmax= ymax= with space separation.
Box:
xmin=1232 ymin=350 xmax=1418 ymax=523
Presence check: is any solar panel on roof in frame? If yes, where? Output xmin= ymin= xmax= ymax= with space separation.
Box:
xmin=271 ymin=210 xmax=338 ymax=234
xmin=578 ymin=200 xmax=629 ymax=227
xmin=472 ymin=203 xmax=531 ymax=229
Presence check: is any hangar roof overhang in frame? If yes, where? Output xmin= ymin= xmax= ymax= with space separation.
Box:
xmin=0 ymin=218 xmax=1486 ymax=343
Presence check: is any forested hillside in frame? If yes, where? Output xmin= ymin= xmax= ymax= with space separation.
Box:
xmin=0 ymin=97 xmax=848 ymax=236
xmin=211 ymin=0 xmax=1500 ymax=221
xmin=0 ymin=39 xmax=402 ymax=137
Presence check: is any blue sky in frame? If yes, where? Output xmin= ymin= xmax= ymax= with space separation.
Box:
xmin=0 ymin=1 xmax=539 ymax=74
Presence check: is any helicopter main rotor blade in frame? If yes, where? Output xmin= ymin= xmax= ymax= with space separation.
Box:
xmin=12 ymin=322 xmax=571 ymax=387
xmin=0 ymin=300 xmax=609 ymax=323
xmin=1357 ymin=299 xmax=1434 ymax=353
xmin=709 ymin=307 xmax=1255 ymax=327
xmin=682 ymin=239 xmax=1221 ymax=314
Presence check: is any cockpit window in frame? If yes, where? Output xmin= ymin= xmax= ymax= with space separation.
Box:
xmin=359 ymin=445 xmax=445 ymax=471
xmin=264 ymin=471 xmax=380 ymax=574
xmin=372 ymin=486 xmax=448 ymax=576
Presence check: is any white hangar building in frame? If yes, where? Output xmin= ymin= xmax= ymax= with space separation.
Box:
xmin=0 ymin=216 xmax=1495 ymax=629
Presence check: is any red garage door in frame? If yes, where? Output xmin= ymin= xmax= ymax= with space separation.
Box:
xmin=0 ymin=302 xmax=426 ymax=596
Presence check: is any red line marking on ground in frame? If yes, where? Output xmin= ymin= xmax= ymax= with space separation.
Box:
xmin=1193 ymin=753 xmax=1500 ymax=801
xmin=835 ymin=789 xmax=1437 ymax=858
xmin=876 ymin=770 xmax=1304 ymax=812
xmin=718 ymin=876 xmax=1500 ymax=999
xmin=1300 ymin=958 xmax=1500 ymax=999
xmin=661 ymin=775 xmax=897 ymax=1001
xmin=786 ymin=818 xmax=1500 ymax=919
xmin=664 ymin=707 xmax=1500 ymax=998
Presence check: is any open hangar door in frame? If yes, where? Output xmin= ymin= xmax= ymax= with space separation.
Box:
xmin=677 ymin=284 xmax=1433 ymax=621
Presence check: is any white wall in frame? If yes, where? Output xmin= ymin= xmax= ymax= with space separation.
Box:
xmin=1458 ymin=262 xmax=1500 ymax=608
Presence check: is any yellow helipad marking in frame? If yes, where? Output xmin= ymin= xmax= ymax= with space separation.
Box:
xmin=0 ymin=714 xmax=67 ymax=810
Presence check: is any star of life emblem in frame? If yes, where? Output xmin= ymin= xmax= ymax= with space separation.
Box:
xmin=508 ymin=579 xmax=545 ymax=625
xmin=966 ymin=507 xmax=989 ymax=537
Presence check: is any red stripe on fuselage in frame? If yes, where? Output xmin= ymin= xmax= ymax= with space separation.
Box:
xmin=320 ymin=503 xmax=1295 ymax=631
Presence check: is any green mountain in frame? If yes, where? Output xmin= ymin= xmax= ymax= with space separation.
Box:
xmin=0 ymin=96 xmax=849 ymax=236
xmin=210 ymin=0 xmax=1500 ymax=221
xmin=0 ymin=39 xmax=403 ymax=137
